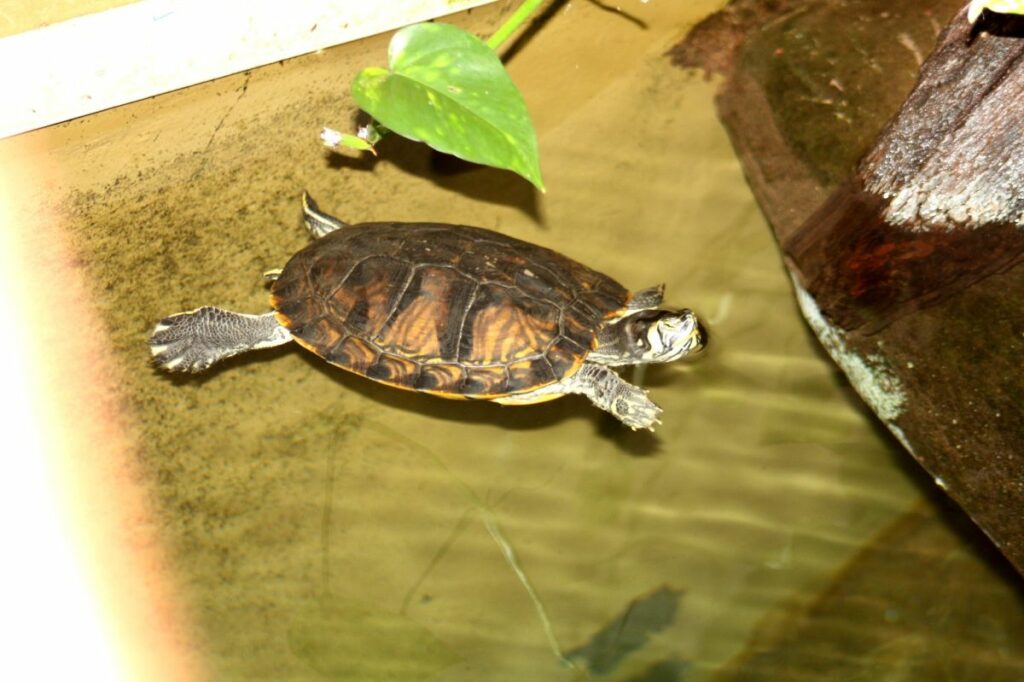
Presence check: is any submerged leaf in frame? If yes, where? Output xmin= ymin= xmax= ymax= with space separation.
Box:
xmin=352 ymin=22 xmax=544 ymax=190
xmin=566 ymin=585 xmax=685 ymax=676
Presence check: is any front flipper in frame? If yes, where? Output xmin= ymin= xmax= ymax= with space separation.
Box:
xmin=565 ymin=363 xmax=662 ymax=431
xmin=149 ymin=307 xmax=292 ymax=373
xmin=497 ymin=363 xmax=662 ymax=430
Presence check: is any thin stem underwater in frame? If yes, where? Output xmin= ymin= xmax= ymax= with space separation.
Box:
xmin=364 ymin=419 xmax=584 ymax=674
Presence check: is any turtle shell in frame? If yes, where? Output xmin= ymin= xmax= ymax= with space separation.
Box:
xmin=270 ymin=222 xmax=629 ymax=398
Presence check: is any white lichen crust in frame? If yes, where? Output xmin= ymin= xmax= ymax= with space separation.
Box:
xmin=793 ymin=279 xmax=907 ymax=422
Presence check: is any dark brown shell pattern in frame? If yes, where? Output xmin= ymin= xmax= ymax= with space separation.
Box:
xmin=270 ymin=222 xmax=629 ymax=398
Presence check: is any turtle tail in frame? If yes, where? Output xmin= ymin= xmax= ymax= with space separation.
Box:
xmin=149 ymin=307 xmax=292 ymax=373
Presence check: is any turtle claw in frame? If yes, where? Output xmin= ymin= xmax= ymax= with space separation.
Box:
xmin=573 ymin=363 xmax=665 ymax=431
xmin=613 ymin=386 xmax=663 ymax=431
xmin=149 ymin=309 xmax=221 ymax=373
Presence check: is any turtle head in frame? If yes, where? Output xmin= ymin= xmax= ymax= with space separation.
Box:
xmin=591 ymin=308 xmax=706 ymax=366
xmin=632 ymin=308 xmax=705 ymax=363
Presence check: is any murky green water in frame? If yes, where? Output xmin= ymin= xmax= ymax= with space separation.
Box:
xmin=33 ymin=1 xmax=1024 ymax=680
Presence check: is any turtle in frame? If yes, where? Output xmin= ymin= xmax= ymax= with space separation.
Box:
xmin=149 ymin=193 xmax=705 ymax=430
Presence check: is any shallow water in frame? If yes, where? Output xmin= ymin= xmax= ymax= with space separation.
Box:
xmin=7 ymin=1 xmax=1024 ymax=680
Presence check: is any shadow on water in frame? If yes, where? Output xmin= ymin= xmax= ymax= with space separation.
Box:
xmin=300 ymin=350 xmax=664 ymax=456
xmin=499 ymin=0 xmax=649 ymax=65
xmin=150 ymin=333 xmax=662 ymax=455
xmin=858 ymin=402 xmax=1024 ymax=594
xmin=787 ymin=317 xmax=1024 ymax=592
xmin=323 ymin=118 xmax=542 ymax=224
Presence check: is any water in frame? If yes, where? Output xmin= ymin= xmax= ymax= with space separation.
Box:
xmin=5 ymin=1 xmax=1023 ymax=680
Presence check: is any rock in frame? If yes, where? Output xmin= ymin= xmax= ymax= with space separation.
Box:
xmin=673 ymin=0 xmax=1024 ymax=573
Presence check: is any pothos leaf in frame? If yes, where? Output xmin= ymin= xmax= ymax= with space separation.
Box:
xmin=352 ymin=22 xmax=544 ymax=191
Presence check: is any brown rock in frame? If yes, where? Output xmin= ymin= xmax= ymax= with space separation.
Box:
xmin=674 ymin=1 xmax=1024 ymax=573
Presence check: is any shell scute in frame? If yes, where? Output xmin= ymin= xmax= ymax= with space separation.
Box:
xmin=513 ymin=267 xmax=564 ymax=302
xmin=546 ymin=343 xmax=581 ymax=380
xmin=328 ymin=256 xmax=409 ymax=336
xmin=324 ymin=336 xmax=376 ymax=373
xmin=461 ymin=284 xmax=560 ymax=365
xmin=366 ymin=353 xmax=419 ymax=384
xmin=373 ymin=265 xmax=473 ymax=360
xmin=297 ymin=316 xmax=342 ymax=354
xmin=463 ymin=365 xmax=509 ymax=396
xmin=507 ymin=357 xmax=552 ymax=393
xmin=415 ymin=362 xmax=466 ymax=393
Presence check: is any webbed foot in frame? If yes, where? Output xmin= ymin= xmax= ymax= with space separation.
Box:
xmin=611 ymin=384 xmax=663 ymax=431
xmin=149 ymin=307 xmax=291 ymax=373
xmin=568 ymin=362 xmax=664 ymax=431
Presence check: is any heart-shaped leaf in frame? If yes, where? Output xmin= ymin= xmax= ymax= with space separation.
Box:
xmin=352 ymin=22 xmax=544 ymax=191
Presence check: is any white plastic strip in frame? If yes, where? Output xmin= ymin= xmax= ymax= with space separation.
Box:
xmin=0 ymin=0 xmax=497 ymax=139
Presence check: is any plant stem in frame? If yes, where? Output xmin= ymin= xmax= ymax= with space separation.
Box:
xmin=486 ymin=0 xmax=546 ymax=51
xmin=363 ymin=419 xmax=580 ymax=673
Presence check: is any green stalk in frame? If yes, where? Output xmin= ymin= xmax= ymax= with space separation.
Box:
xmin=486 ymin=0 xmax=546 ymax=50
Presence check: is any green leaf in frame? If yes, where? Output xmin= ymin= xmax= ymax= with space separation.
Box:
xmin=352 ymin=22 xmax=544 ymax=191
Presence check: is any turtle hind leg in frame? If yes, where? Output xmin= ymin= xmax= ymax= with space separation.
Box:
xmin=149 ymin=307 xmax=292 ymax=373
xmin=302 ymin=191 xmax=347 ymax=239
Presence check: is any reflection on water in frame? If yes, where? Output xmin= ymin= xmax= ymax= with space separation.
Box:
xmin=38 ymin=0 xmax=1024 ymax=680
